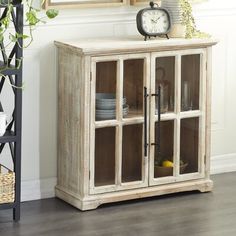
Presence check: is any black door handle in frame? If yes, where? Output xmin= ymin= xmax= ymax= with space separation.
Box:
xmin=144 ymin=87 xmax=148 ymax=157
xmin=153 ymin=85 xmax=161 ymax=156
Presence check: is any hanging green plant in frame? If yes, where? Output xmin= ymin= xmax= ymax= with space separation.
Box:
xmin=0 ymin=0 xmax=58 ymax=89
xmin=179 ymin=0 xmax=210 ymax=38
xmin=0 ymin=0 xmax=58 ymax=48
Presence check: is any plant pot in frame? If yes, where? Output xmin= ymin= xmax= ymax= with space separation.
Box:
xmin=169 ymin=23 xmax=186 ymax=38
xmin=154 ymin=163 xmax=188 ymax=178
xmin=161 ymin=0 xmax=182 ymax=24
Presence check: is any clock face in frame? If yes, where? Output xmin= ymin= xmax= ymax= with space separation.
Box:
xmin=141 ymin=9 xmax=171 ymax=35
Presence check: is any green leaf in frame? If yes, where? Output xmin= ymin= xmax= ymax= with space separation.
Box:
xmin=16 ymin=32 xmax=29 ymax=39
xmin=46 ymin=9 xmax=58 ymax=19
xmin=9 ymin=33 xmax=17 ymax=43
xmin=9 ymin=32 xmax=29 ymax=44
xmin=1 ymin=17 xmax=10 ymax=28
xmin=26 ymin=11 xmax=40 ymax=26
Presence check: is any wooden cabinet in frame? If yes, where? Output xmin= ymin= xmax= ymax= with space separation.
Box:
xmin=55 ymin=37 xmax=217 ymax=210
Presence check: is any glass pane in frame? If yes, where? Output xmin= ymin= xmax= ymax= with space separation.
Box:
xmin=181 ymin=55 xmax=200 ymax=111
xmin=122 ymin=124 xmax=143 ymax=183
xmin=154 ymin=120 xmax=174 ymax=178
xmin=95 ymin=127 xmax=116 ymax=187
xmin=180 ymin=118 xmax=199 ymax=174
xmin=123 ymin=59 xmax=144 ymax=118
xmin=155 ymin=57 xmax=175 ymax=114
xmin=95 ymin=61 xmax=117 ymax=121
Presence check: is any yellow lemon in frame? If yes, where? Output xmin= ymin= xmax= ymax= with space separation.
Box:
xmin=162 ymin=160 xmax=174 ymax=167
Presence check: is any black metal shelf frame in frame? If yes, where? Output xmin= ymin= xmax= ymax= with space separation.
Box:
xmin=0 ymin=3 xmax=23 ymax=222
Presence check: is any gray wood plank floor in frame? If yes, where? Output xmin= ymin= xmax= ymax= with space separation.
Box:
xmin=0 ymin=172 xmax=236 ymax=236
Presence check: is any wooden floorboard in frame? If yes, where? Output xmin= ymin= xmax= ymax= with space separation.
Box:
xmin=0 ymin=172 xmax=236 ymax=236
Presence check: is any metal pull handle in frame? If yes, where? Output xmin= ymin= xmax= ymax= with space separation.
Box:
xmin=144 ymin=87 xmax=148 ymax=157
xmin=151 ymin=85 xmax=161 ymax=155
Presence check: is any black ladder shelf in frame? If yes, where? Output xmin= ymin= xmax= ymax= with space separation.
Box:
xmin=0 ymin=2 xmax=23 ymax=221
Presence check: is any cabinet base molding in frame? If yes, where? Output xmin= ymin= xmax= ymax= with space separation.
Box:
xmin=55 ymin=186 xmax=100 ymax=211
xmin=55 ymin=179 xmax=213 ymax=211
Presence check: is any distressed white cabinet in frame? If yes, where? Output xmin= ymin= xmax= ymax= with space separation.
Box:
xmin=55 ymin=37 xmax=217 ymax=210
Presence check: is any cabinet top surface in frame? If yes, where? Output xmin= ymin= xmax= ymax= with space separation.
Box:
xmin=55 ymin=36 xmax=218 ymax=56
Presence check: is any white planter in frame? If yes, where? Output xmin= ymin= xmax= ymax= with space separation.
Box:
xmin=161 ymin=0 xmax=186 ymax=38
xmin=169 ymin=23 xmax=186 ymax=38
xmin=161 ymin=0 xmax=182 ymax=24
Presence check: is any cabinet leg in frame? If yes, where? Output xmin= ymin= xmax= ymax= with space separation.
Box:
xmin=198 ymin=180 xmax=213 ymax=193
xmin=13 ymin=205 xmax=20 ymax=222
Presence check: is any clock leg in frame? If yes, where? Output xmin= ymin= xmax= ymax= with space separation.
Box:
xmin=166 ymin=34 xmax=169 ymax=39
xmin=144 ymin=36 xmax=147 ymax=41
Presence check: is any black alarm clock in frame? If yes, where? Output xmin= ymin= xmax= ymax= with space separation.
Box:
xmin=136 ymin=1 xmax=172 ymax=41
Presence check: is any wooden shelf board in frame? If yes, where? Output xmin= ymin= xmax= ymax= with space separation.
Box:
xmin=95 ymin=109 xmax=144 ymax=128
xmin=180 ymin=110 xmax=201 ymax=119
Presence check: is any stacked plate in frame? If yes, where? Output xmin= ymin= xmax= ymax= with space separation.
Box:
xmin=161 ymin=0 xmax=183 ymax=24
xmin=96 ymin=93 xmax=129 ymax=120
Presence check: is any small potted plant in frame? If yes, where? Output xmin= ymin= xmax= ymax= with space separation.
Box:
xmin=161 ymin=0 xmax=210 ymax=38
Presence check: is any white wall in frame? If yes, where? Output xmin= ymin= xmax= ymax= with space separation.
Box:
xmin=194 ymin=0 xmax=236 ymax=173
xmin=2 ymin=0 xmax=236 ymax=201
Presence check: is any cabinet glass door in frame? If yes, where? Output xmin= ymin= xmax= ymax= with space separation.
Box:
xmin=95 ymin=61 xmax=117 ymax=121
xmin=181 ymin=54 xmax=200 ymax=111
xmin=90 ymin=55 xmax=149 ymax=194
xmin=154 ymin=56 xmax=175 ymax=115
xmin=150 ymin=53 xmax=177 ymax=185
xmin=123 ymin=59 xmax=144 ymax=118
xmin=154 ymin=120 xmax=175 ymax=179
xmin=179 ymin=52 xmax=205 ymax=179
xmin=95 ymin=127 xmax=116 ymax=187
xmin=120 ymin=57 xmax=149 ymax=190
xmin=122 ymin=124 xmax=143 ymax=183
xmin=180 ymin=118 xmax=199 ymax=174
xmin=150 ymin=50 xmax=206 ymax=186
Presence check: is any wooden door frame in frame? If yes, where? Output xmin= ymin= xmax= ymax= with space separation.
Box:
xmin=149 ymin=49 xmax=207 ymax=186
xmin=89 ymin=53 xmax=150 ymax=195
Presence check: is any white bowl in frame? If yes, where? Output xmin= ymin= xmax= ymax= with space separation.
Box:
xmin=96 ymin=93 xmax=126 ymax=110
xmin=96 ymin=105 xmax=129 ymax=120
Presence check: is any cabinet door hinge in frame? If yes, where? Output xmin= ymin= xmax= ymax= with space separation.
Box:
xmin=89 ymin=170 xmax=91 ymax=180
xmin=90 ymin=72 xmax=92 ymax=81
xmin=206 ymin=62 xmax=207 ymax=71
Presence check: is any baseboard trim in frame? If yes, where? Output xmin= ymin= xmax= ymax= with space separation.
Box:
xmin=210 ymin=153 xmax=236 ymax=174
xmin=21 ymin=154 xmax=236 ymax=201
xmin=21 ymin=177 xmax=57 ymax=202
